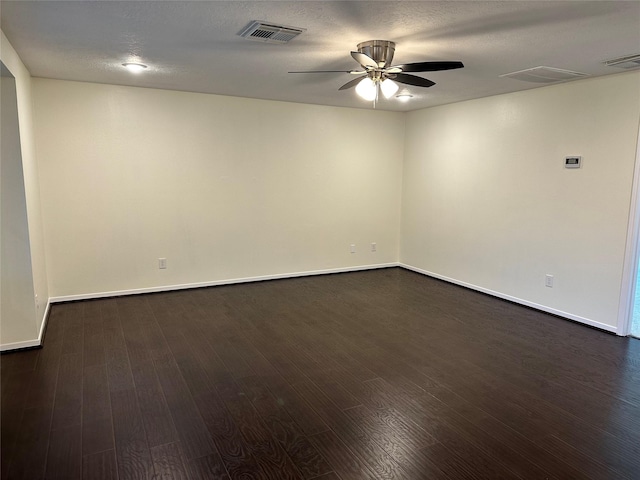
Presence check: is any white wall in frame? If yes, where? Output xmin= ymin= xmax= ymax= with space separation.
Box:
xmin=20 ymin=63 xmax=640 ymax=336
xmin=1 ymin=70 xmax=37 ymax=346
xmin=401 ymin=71 xmax=640 ymax=332
xmin=33 ymin=79 xmax=404 ymax=298
xmin=0 ymin=32 xmax=49 ymax=349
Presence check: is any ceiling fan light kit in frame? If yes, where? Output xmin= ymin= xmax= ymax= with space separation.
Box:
xmin=380 ymin=78 xmax=399 ymax=98
xmin=289 ymin=39 xmax=463 ymax=107
xmin=355 ymin=77 xmax=377 ymax=101
xmin=354 ymin=77 xmax=399 ymax=101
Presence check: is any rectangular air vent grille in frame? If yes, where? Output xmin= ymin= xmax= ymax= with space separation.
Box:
xmin=500 ymin=66 xmax=589 ymax=83
xmin=238 ymin=21 xmax=305 ymax=44
xmin=603 ymin=54 xmax=640 ymax=69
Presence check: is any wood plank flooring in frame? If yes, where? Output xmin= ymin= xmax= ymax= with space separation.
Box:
xmin=2 ymin=267 xmax=640 ymax=479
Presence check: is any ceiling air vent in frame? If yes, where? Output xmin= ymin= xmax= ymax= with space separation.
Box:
xmin=500 ymin=66 xmax=589 ymax=83
xmin=238 ymin=21 xmax=305 ymax=44
xmin=603 ymin=54 xmax=640 ymax=70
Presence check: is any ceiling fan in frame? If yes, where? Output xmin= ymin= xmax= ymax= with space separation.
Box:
xmin=289 ymin=40 xmax=464 ymax=104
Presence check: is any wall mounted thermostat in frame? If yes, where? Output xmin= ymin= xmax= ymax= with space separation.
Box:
xmin=565 ymin=156 xmax=582 ymax=168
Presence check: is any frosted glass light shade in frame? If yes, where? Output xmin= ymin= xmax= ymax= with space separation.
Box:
xmin=355 ymin=77 xmax=377 ymax=101
xmin=380 ymin=79 xmax=399 ymax=98
xmin=122 ymin=63 xmax=147 ymax=73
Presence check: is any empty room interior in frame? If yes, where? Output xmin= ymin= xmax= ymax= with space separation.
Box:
xmin=1 ymin=1 xmax=640 ymax=479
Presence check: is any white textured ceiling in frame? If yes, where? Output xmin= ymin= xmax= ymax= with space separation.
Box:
xmin=1 ymin=1 xmax=639 ymax=112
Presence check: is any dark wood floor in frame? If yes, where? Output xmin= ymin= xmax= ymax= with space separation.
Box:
xmin=2 ymin=267 xmax=640 ymax=480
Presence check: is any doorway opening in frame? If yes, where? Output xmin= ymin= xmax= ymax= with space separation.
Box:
xmin=619 ymin=121 xmax=640 ymax=338
xmin=633 ymin=270 xmax=640 ymax=338
xmin=622 ymin=122 xmax=640 ymax=338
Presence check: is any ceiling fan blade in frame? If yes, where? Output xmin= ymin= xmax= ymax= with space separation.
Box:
xmin=392 ymin=61 xmax=464 ymax=72
xmin=289 ymin=70 xmax=354 ymax=73
xmin=351 ymin=51 xmax=378 ymax=69
xmin=393 ymin=73 xmax=435 ymax=88
xmin=339 ymin=75 xmax=366 ymax=91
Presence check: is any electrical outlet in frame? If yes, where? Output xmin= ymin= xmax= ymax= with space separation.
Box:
xmin=371 ymin=242 xmax=377 ymax=252
xmin=545 ymin=274 xmax=554 ymax=288
xmin=350 ymin=244 xmax=356 ymax=254
xmin=159 ymin=258 xmax=167 ymax=269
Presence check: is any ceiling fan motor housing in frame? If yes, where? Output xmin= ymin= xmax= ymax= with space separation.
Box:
xmin=357 ymin=40 xmax=396 ymax=68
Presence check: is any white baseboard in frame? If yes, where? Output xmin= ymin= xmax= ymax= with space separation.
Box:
xmin=6 ymin=262 xmax=615 ymax=352
xmin=38 ymin=300 xmax=51 ymax=342
xmin=0 ymin=338 xmax=42 ymax=352
xmin=399 ymin=263 xmax=618 ymax=334
xmin=0 ymin=300 xmax=51 ymax=352
xmin=49 ymin=262 xmax=400 ymax=303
